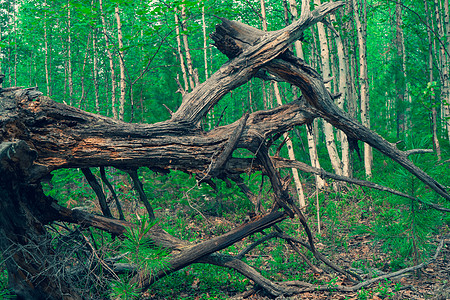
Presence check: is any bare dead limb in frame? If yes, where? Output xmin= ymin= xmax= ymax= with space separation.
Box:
xmin=125 ymin=168 xmax=155 ymax=221
xmin=81 ymin=168 xmax=112 ymax=218
xmin=99 ymin=167 xmax=125 ymax=220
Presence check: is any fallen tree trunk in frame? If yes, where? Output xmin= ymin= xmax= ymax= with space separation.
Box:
xmin=1 ymin=2 xmax=449 ymax=298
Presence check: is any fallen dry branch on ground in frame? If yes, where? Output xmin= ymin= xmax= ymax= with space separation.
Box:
xmin=1 ymin=2 xmax=449 ymax=299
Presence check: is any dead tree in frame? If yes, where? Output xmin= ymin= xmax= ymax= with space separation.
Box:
xmin=1 ymin=3 xmax=449 ymax=299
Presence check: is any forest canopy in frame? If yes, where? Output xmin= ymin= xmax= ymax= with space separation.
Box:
xmin=0 ymin=0 xmax=449 ymax=299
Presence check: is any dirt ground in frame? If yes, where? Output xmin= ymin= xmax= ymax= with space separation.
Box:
xmin=233 ymin=234 xmax=450 ymax=300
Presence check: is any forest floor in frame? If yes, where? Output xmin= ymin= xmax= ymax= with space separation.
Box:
xmin=148 ymin=219 xmax=450 ymax=299
xmin=143 ymin=182 xmax=450 ymax=300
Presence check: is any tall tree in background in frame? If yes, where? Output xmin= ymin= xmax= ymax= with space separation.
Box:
xmin=115 ymin=3 xmax=126 ymax=120
xmin=99 ymin=0 xmax=117 ymax=119
xmin=329 ymin=10 xmax=352 ymax=177
xmin=314 ymin=0 xmax=343 ymax=178
xmin=261 ymin=0 xmax=306 ymax=207
xmin=288 ymin=0 xmax=325 ymax=190
xmin=67 ymin=0 xmax=74 ymax=106
xmin=425 ymin=0 xmax=442 ymax=159
xmin=353 ymin=0 xmax=372 ymax=177
xmin=444 ymin=0 xmax=450 ymax=142
xmin=175 ymin=7 xmax=189 ymax=93
xmin=181 ymin=3 xmax=198 ymax=89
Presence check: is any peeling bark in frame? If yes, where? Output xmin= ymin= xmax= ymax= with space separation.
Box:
xmin=1 ymin=4 xmax=449 ymax=298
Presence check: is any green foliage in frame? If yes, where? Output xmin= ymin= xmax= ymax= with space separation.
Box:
xmin=351 ymin=138 xmax=449 ymax=270
xmin=110 ymin=279 xmax=140 ymax=300
xmin=0 ymin=269 xmax=16 ymax=299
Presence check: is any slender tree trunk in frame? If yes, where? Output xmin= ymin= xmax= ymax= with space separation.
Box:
xmin=314 ymin=0 xmax=343 ymax=177
xmin=44 ymin=0 xmax=51 ymax=95
xmin=329 ymin=11 xmax=351 ymax=177
xmin=0 ymin=25 xmax=2 ymax=88
xmin=425 ymin=0 xmax=442 ymax=160
xmin=288 ymin=0 xmax=325 ymax=189
xmin=174 ymin=8 xmax=189 ymax=92
xmin=395 ymin=0 xmax=409 ymax=138
xmin=8 ymin=41 xmax=11 ymax=87
xmin=67 ymin=0 xmax=73 ymax=106
xmin=444 ymin=0 xmax=450 ymax=142
xmin=99 ymin=0 xmax=117 ymax=119
xmin=115 ymin=4 xmax=126 ymax=121
xmin=79 ymin=34 xmax=91 ymax=107
xmin=13 ymin=0 xmax=17 ymax=86
xmin=273 ymin=83 xmax=306 ymax=207
xmin=202 ymin=6 xmax=208 ymax=81
xmin=353 ymin=0 xmax=372 ymax=177
xmin=261 ymin=0 xmax=305 ymax=206
xmin=181 ymin=4 xmax=197 ymax=88
xmin=435 ymin=0 xmax=447 ymax=137
xmin=93 ymin=31 xmax=100 ymax=113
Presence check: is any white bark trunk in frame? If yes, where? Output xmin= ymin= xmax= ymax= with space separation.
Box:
xmin=93 ymin=33 xmax=100 ymax=113
xmin=425 ymin=0 xmax=442 ymax=160
xmin=289 ymin=0 xmax=325 ymax=189
xmin=181 ymin=4 xmax=197 ymax=89
xmin=67 ymin=0 xmax=73 ymax=106
xmin=444 ymin=0 xmax=450 ymax=142
xmin=174 ymin=8 xmax=189 ymax=93
xmin=202 ymin=6 xmax=208 ymax=81
xmin=314 ymin=0 xmax=343 ymax=177
xmin=274 ymin=82 xmax=306 ymax=207
xmin=99 ymin=0 xmax=117 ymax=119
xmin=44 ymin=0 xmax=50 ymax=95
xmin=353 ymin=0 xmax=372 ymax=177
xmin=329 ymin=12 xmax=351 ymax=177
xmin=115 ymin=4 xmax=126 ymax=121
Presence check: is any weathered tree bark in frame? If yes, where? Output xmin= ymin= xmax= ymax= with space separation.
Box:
xmin=1 ymin=4 xmax=449 ymax=299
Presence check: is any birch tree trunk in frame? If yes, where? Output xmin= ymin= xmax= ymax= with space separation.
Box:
xmin=353 ymin=0 xmax=372 ymax=177
xmin=202 ymin=6 xmax=208 ymax=81
xmin=115 ymin=4 xmax=126 ymax=121
xmin=174 ymin=8 xmax=189 ymax=93
xmin=92 ymin=31 xmax=100 ymax=113
xmin=314 ymin=0 xmax=343 ymax=177
xmin=435 ymin=0 xmax=448 ymax=138
xmin=288 ymin=0 xmax=325 ymax=189
xmin=13 ymin=0 xmax=17 ymax=87
xmin=67 ymin=0 xmax=74 ymax=106
xmin=425 ymin=0 xmax=442 ymax=160
xmin=395 ymin=0 xmax=410 ymax=138
xmin=43 ymin=0 xmax=51 ymax=96
xmin=329 ymin=11 xmax=351 ymax=177
xmin=78 ymin=34 xmax=91 ymax=107
xmin=261 ymin=0 xmax=305 ymax=206
xmin=0 ymin=24 xmax=2 ymax=88
xmin=181 ymin=4 xmax=198 ymax=88
xmin=444 ymin=0 xmax=450 ymax=142
xmin=99 ymin=0 xmax=117 ymax=119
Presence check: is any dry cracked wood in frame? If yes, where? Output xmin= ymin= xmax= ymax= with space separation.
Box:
xmin=1 ymin=1 xmax=449 ymax=298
